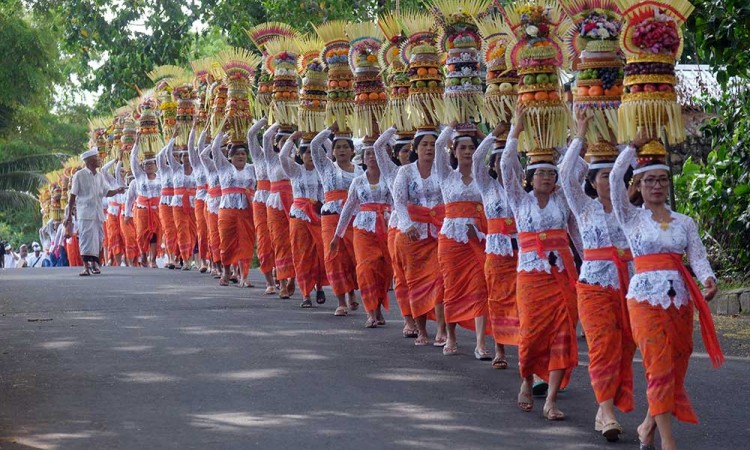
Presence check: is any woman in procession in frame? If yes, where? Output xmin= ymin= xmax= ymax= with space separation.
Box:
xmin=310 ymin=126 xmax=362 ymax=316
xmin=129 ymin=137 xmax=163 ymax=268
xmin=471 ymin=122 xmax=520 ymax=370
xmin=500 ymin=104 xmax=583 ymax=421
xmin=198 ymin=133 xmax=225 ymax=278
xmin=164 ymin=138 xmax=198 ymax=271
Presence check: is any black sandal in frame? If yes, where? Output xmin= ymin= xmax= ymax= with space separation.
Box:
xmin=300 ymin=299 xmax=313 ymax=308
xmin=316 ymin=290 xmax=326 ymax=304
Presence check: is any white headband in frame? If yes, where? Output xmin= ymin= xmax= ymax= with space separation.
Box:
xmin=491 ymin=147 xmax=504 ymax=155
xmin=394 ymin=139 xmax=412 ymax=145
xmin=527 ymin=163 xmax=558 ymax=171
xmin=588 ymin=162 xmax=615 ymax=170
xmin=414 ymin=129 xmax=438 ymax=140
xmin=633 ymin=164 xmax=670 ymax=175
xmin=143 ymin=158 xmax=157 ymax=163
xmin=454 ymin=136 xmax=474 ymax=143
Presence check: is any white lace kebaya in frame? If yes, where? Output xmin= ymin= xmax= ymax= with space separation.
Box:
xmin=610 ymin=145 xmax=715 ymax=309
xmin=247 ymin=120 xmax=270 ymax=205
xmin=472 ymin=133 xmax=515 ymax=257
xmin=156 ymin=139 xmax=175 ymax=206
xmin=130 ymin=141 xmax=162 ymax=206
xmin=212 ymin=135 xmax=257 ymax=210
xmin=560 ymin=138 xmax=633 ymax=290
xmin=279 ymin=138 xmax=324 ymax=223
xmin=311 ymin=130 xmax=364 ymax=215
xmin=199 ymin=144 xmax=221 ymax=215
xmin=373 ymin=128 xmax=403 ymax=230
xmin=262 ymin=124 xmax=292 ymax=212
xmin=165 ymin=146 xmax=196 ymax=208
xmin=500 ymin=136 xmax=582 ymax=274
xmin=393 ymin=161 xmax=444 ymax=240
xmin=187 ymin=130 xmax=209 ymax=202
xmin=434 ymin=126 xmax=485 ymax=244
xmin=335 ymin=172 xmax=392 ymax=236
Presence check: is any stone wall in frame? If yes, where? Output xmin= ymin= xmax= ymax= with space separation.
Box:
xmin=710 ymin=288 xmax=750 ymax=315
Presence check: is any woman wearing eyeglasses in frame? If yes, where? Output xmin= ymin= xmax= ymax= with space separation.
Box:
xmin=610 ymin=139 xmax=722 ymax=450
xmin=500 ymin=104 xmax=583 ymax=421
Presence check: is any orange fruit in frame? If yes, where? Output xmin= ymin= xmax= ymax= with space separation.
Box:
xmin=521 ymin=93 xmax=535 ymax=103
xmin=487 ymin=72 xmax=496 ymax=80
xmin=577 ymin=86 xmax=590 ymax=96
xmin=428 ymin=67 xmax=438 ymax=75
xmin=368 ymin=92 xmax=380 ymax=100
xmin=417 ymin=67 xmax=428 ymax=76
xmin=329 ymin=80 xmax=339 ymax=88
xmin=358 ymin=93 xmax=369 ymax=101
xmin=534 ymin=91 xmax=549 ymax=101
xmin=339 ymin=80 xmax=349 ymax=88
xmin=589 ymin=86 xmax=604 ymax=96
xmin=378 ymin=92 xmax=387 ymax=100
xmin=311 ymin=100 xmax=320 ymax=108
xmin=367 ymin=55 xmax=377 ymax=63
xmin=548 ymin=91 xmax=560 ymax=100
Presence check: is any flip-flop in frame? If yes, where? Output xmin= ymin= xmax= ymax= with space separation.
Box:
xmin=402 ymin=328 xmax=418 ymax=338
xmin=348 ymin=299 xmax=359 ymax=311
xmin=532 ymin=381 xmax=549 ymax=398
xmin=91 ymin=268 xmax=101 ymax=275
xmin=600 ymin=421 xmax=622 ymax=442
xmin=492 ymin=357 xmax=508 ymax=369
xmin=264 ymin=286 xmax=277 ymax=295
xmin=79 ymin=270 xmax=91 ymax=277
xmin=364 ymin=318 xmax=378 ymax=328
xmin=167 ymin=263 xmax=176 ymax=270
xmin=300 ymin=299 xmax=313 ymax=308
xmin=433 ymin=338 xmax=447 ymax=348
xmin=474 ymin=349 xmax=492 ymax=361
xmin=334 ymin=306 xmax=348 ymax=316
xmin=199 ymin=267 xmax=208 ymax=273
xmin=543 ymin=406 xmax=565 ymax=421
xmin=442 ymin=344 xmax=458 ymax=356
xmin=639 ymin=442 xmax=656 ymax=450
xmin=316 ymin=290 xmax=326 ymax=304
xmin=517 ymin=391 xmax=533 ymax=412
xmin=414 ymin=336 xmax=430 ymax=346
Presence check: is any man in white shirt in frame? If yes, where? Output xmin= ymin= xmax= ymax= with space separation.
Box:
xmin=65 ymin=148 xmax=126 ymax=276
xmin=27 ymin=242 xmax=46 ymax=268
xmin=3 ymin=244 xmax=17 ymax=269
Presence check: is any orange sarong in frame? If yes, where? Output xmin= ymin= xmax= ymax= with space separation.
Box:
xmin=172 ymin=203 xmax=197 ymax=259
xmin=206 ymin=211 xmax=221 ymax=264
xmin=395 ymin=232 xmax=441 ymax=320
xmin=321 ymin=213 xmax=358 ymax=296
xmin=218 ymin=207 xmax=254 ymax=273
xmin=135 ymin=197 xmax=161 ymax=255
xmin=267 ymin=206 xmax=295 ymax=280
xmin=290 ymin=217 xmax=328 ymax=297
xmin=253 ymin=201 xmax=274 ymax=273
xmin=159 ymin=204 xmax=179 ymax=258
xmin=66 ymin=235 xmax=83 ymax=266
xmin=517 ymin=271 xmax=578 ymax=389
xmin=106 ymin=211 xmax=124 ymax=257
xmin=578 ymin=282 xmax=636 ymax=412
xmin=195 ymin=199 xmax=209 ymax=260
xmin=388 ymin=228 xmax=411 ymax=317
xmin=354 ymin=227 xmax=392 ymax=312
xmin=119 ymin=213 xmax=139 ymax=262
xmin=485 ymin=252 xmax=520 ymax=346
xmin=438 ymin=234 xmax=488 ymax=332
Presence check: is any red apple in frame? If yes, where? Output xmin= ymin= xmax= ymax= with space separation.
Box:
xmin=643 ymin=84 xmax=657 ymax=92
xmin=658 ymin=84 xmax=673 ymax=92
xmin=629 ymin=85 xmax=643 ymax=93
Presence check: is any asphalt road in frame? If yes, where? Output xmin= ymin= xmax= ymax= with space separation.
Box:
xmin=0 ymin=267 xmax=747 ymax=449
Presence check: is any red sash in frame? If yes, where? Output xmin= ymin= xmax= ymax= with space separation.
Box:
xmin=257 ymin=179 xmax=271 ymax=191
xmin=324 ymin=189 xmax=348 ymax=204
xmin=487 ymin=217 xmax=517 ymax=235
xmin=208 ymin=186 xmax=222 ymax=198
xmin=634 ymin=253 xmax=724 ymax=368
xmin=584 ymin=246 xmax=635 ymax=342
xmin=137 ymin=196 xmax=160 ymax=233
xmin=271 ymin=180 xmax=293 ymax=214
xmin=292 ymin=198 xmax=320 ymax=224
xmin=196 ymin=184 xmax=208 ymax=193
xmin=173 ymin=187 xmax=196 ymax=214
xmin=407 ymin=203 xmax=446 ymax=228
xmin=445 ymin=201 xmax=487 ymax=234
xmin=221 ymin=187 xmax=255 ymax=207
xmin=161 ymin=187 xmax=174 ymax=197
xmin=360 ymin=203 xmax=391 ymax=240
xmin=518 ymin=229 xmax=577 ymax=290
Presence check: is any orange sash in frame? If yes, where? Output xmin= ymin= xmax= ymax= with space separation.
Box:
xmin=208 ymin=186 xmax=222 ymax=198
xmin=197 ymin=184 xmax=208 ymax=192
xmin=292 ymin=198 xmax=320 ymax=224
xmin=407 ymin=203 xmax=446 ymax=228
xmin=360 ymin=203 xmax=391 ymax=240
xmin=518 ymin=229 xmax=577 ymax=290
xmin=445 ymin=201 xmax=487 ymax=234
xmin=584 ymin=246 xmax=635 ymax=342
xmin=161 ymin=187 xmax=174 ymax=197
xmin=634 ymin=253 xmax=724 ymax=368
xmin=324 ymin=189 xmax=348 ymax=204
xmin=257 ymin=179 xmax=271 ymax=191
xmin=487 ymin=217 xmax=517 ymax=235
xmin=174 ymin=187 xmax=196 ymax=214
xmin=221 ymin=187 xmax=255 ymax=206
xmin=271 ymin=180 xmax=293 ymax=214
xmin=137 ymin=196 xmax=160 ymax=234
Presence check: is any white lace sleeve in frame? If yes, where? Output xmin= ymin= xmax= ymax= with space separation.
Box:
xmin=335 ymin=180 xmax=360 ymax=238
xmin=211 ymin=133 xmax=231 ymax=171
xmin=567 ymin=209 xmax=584 ymax=256
xmin=610 ymin=145 xmax=638 ymax=228
xmin=311 ymin=129 xmax=335 ymax=181
xmin=499 ymin=136 xmax=524 ymax=213
xmin=279 ymin=139 xmax=302 ymax=179
xmin=374 ymin=127 xmax=399 ymax=187
xmin=685 ymin=216 xmax=715 ymax=285
xmin=560 ymin=137 xmax=591 ymax=217
xmin=165 ymin=138 xmax=181 ymax=170
xmin=246 ymin=118 xmax=267 ymax=165
xmin=187 ymin=127 xmax=201 ymax=170
xmin=434 ymin=126 xmax=453 ymax=180
xmin=130 ymin=141 xmax=145 ymax=182
xmin=200 ymin=144 xmax=215 ymax=173
xmin=262 ymin=123 xmax=280 ymax=166
xmin=125 ymin=180 xmax=137 ymax=216
xmin=472 ymin=134 xmax=495 ymax=191
xmin=393 ymin=166 xmax=414 ymax=231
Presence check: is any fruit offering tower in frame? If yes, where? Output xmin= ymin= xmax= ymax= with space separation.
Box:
xmin=562 ymin=0 xmax=625 ymax=159
xmin=315 ymin=21 xmax=356 ymax=131
xmin=135 ymin=93 xmax=163 ymax=161
xmin=400 ymin=12 xmax=445 ymax=130
xmin=88 ymin=117 xmax=110 ymax=160
xmin=432 ymin=0 xmax=490 ymax=127
xmin=168 ymin=74 xmax=197 ymax=152
xmin=246 ymin=22 xmax=299 ymax=120
xmin=191 ymin=58 xmax=215 ymax=141
xmin=502 ymin=1 xmax=572 ymax=161
xmin=147 ymin=65 xmax=187 ymax=143
xmin=477 ymin=14 xmax=518 ymax=128
xmin=347 ymin=21 xmax=387 ymax=137
xmin=217 ymin=48 xmax=262 ymax=145
xmin=121 ymin=102 xmax=138 ymax=167
xmin=207 ymin=63 xmax=228 ymax=138
xmin=616 ymin=0 xmax=694 ymax=156
xmin=378 ymin=12 xmax=411 ymax=134
xmin=264 ymin=38 xmax=300 ymax=128
xmin=296 ymin=35 xmax=327 ymax=134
